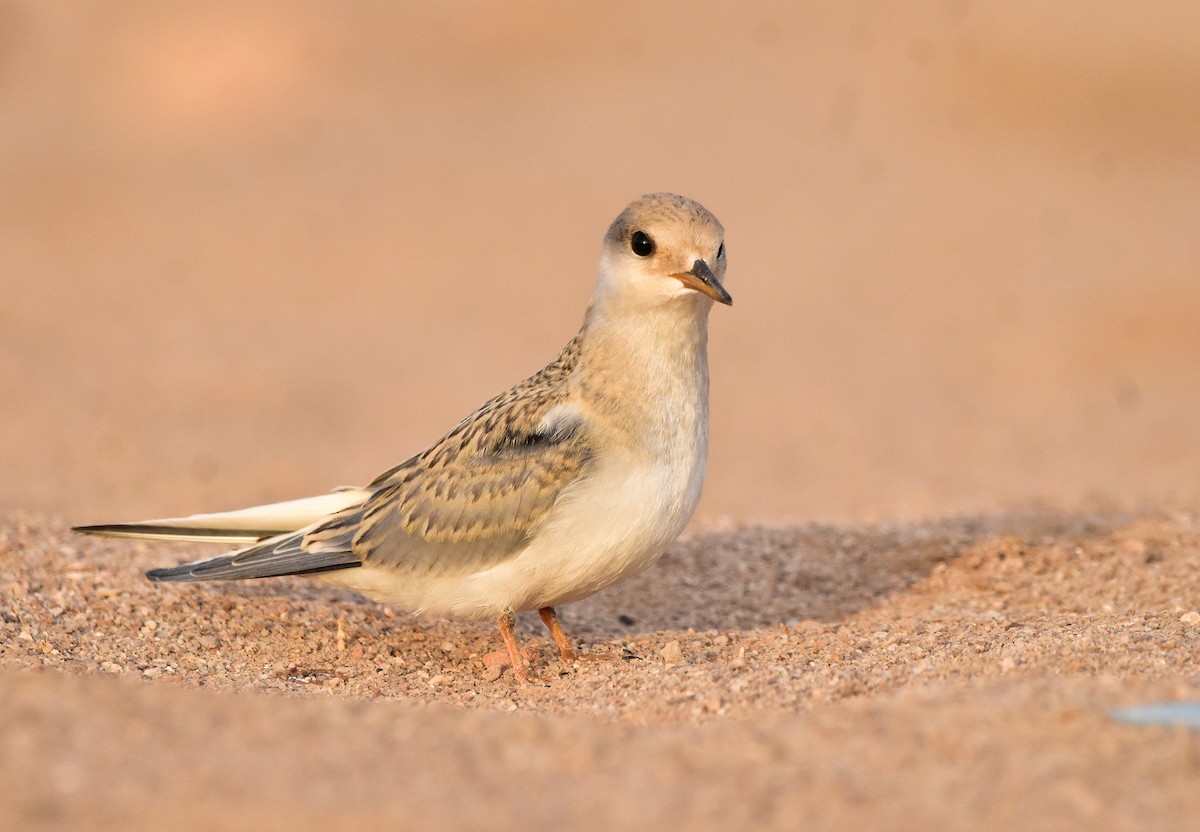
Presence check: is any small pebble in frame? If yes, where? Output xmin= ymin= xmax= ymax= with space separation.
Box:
xmin=659 ymin=640 xmax=683 ymax=663
xmin=1121 ymin=539 xmax=1147 ymax=557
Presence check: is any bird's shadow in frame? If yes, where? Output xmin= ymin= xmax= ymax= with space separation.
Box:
xmin=567 ymin=511 xmax=1125 ymax=640
xmin=209 ymin=510 xmax=1127 ymax=647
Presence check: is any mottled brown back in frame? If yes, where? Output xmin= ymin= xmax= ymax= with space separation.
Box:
xmin=297 ymin=333 xmax=595 ymax=576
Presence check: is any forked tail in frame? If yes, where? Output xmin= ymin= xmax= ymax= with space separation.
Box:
xmin=72 ymin=489 xmax=371 ymax=582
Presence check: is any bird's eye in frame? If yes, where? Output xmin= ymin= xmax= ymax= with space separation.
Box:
xmin=717 ymin=242 xmax=725 ymax=259
xmin=630 ymin=231 xmax=655 ymax=257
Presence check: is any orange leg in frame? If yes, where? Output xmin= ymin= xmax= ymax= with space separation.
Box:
xmin=497 ymin=611 xmax=531 ymax=683
xmin=538 ymin=606 xmax=579 ymax=663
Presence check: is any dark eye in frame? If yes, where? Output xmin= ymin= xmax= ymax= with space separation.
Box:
xmin=717 ymin=242 xmax=725 ymax=259
xmin=630 ymin=231 xmax=655 ymax=257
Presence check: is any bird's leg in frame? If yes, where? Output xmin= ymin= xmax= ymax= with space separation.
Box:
xmin=497 ymin=611 xmax=531 ymax=683
xmin=538 ymin=606 xmax=579 ymax=663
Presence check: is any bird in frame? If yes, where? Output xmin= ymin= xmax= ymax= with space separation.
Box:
xmin=74 ymin=192 xmax=731 ymax=682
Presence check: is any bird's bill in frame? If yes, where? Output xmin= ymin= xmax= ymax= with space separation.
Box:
xmin=672 ymin=260 xmax=732 ymax=306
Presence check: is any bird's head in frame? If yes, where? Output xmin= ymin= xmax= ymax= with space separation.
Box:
xmin=595 ymin=193 xmax=730 ymax=311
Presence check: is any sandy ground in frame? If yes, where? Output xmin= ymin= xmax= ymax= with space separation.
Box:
xmin=3 ymin=2 xmax=1200 ymax=829
xmin=4 ymin=511 xmax=1200 ymax=830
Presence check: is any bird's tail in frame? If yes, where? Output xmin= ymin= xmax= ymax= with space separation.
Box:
xmin=143 ymin=528 xmax=362 ymax=582
xmin=72 ymin=488 xmax=371 ymax=544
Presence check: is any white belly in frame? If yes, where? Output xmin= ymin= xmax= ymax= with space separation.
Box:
xmin=483 ymin=452 xmax=705 ymax=612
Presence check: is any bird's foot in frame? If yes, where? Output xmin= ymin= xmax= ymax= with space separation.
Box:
xmin=493 ymin=611 xmax=537 ymax=682
xmin=538 ymin=607 xmax=575 ymax=662
xmin=481 ymin=646 xmax=540 ymax=682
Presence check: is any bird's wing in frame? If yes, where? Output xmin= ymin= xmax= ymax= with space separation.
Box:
xmin=305 ymin=335 xmax=592 ymax=577
xmin=148 ymin=334 xmax=592 ymax=582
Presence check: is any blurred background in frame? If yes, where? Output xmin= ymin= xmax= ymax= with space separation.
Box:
xmin=2 ymin=0 xmax=1198 ymax=525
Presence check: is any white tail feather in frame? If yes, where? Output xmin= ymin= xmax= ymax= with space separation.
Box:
xmin=73 ymin=488 xmax=371 ymax=543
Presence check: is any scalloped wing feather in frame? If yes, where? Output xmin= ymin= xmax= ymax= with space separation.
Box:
xmin=300 ymin=334 xmax=593 ymax=577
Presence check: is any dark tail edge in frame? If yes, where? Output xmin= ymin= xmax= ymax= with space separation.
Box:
xmin=145 ymin=560 xmax=361 ymax=583
xmin=72 ymin=524 xmax=286 ymax=540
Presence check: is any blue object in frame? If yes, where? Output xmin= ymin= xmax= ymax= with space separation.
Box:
xmin=1109 ymin=702 xmax=1200 ymax=729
